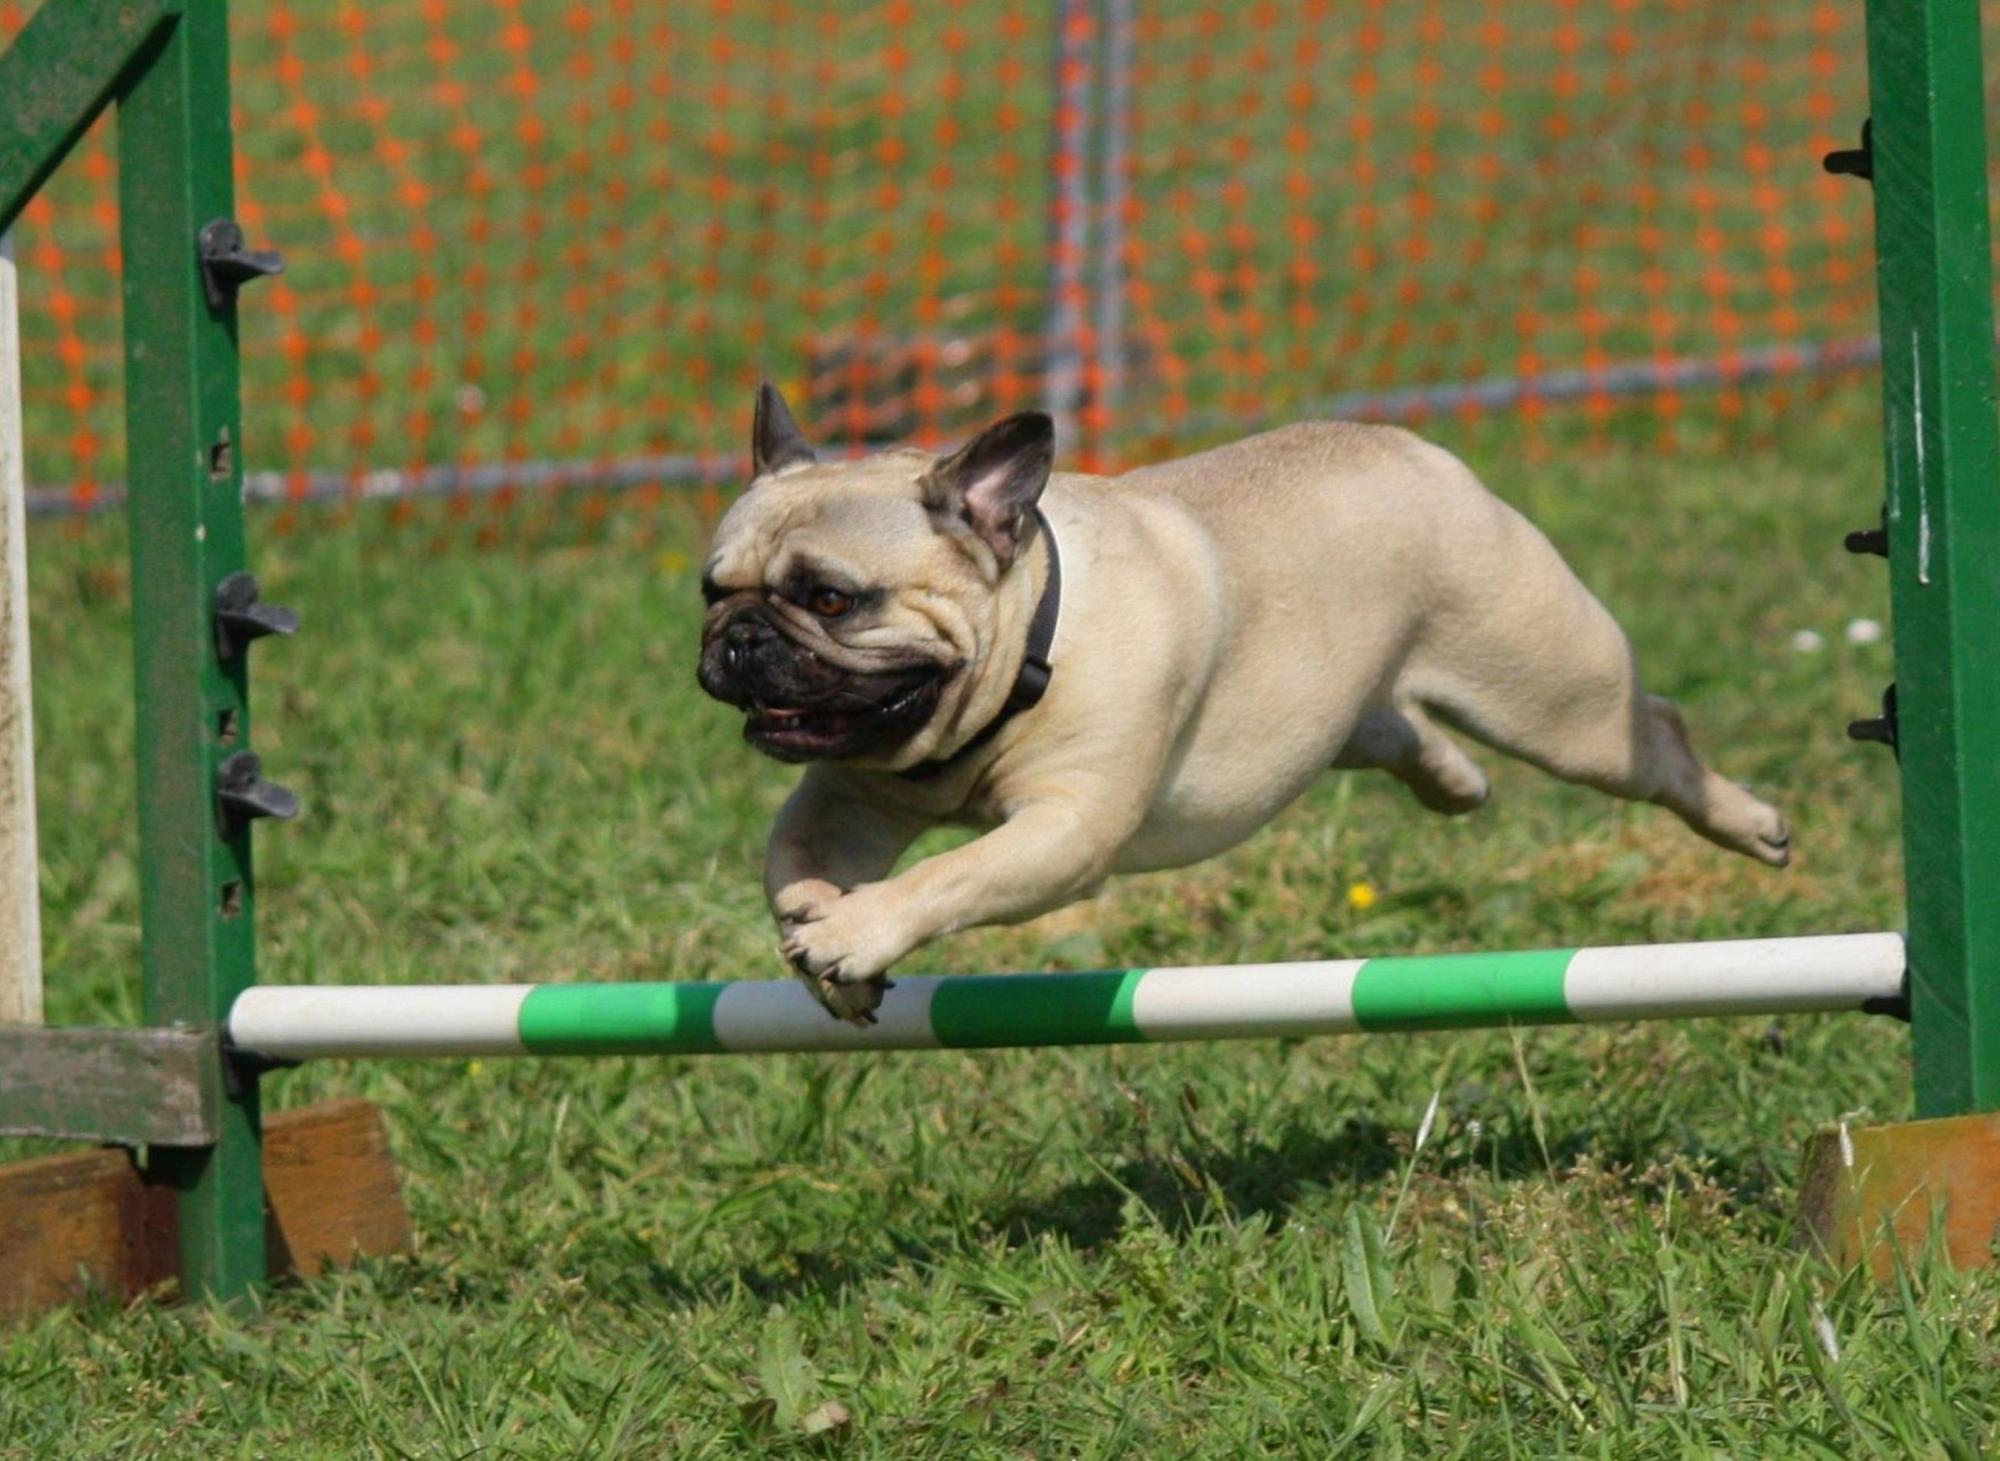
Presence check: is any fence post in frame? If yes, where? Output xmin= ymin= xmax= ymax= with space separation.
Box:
xmin=1091 ymin=0 xmax=1133 ymax=452
xmin=117 ymin=0 xmax=268 ymax=1300
xmin=1862 ymin=0 xmax=2000 ymax=1116
xmin=0 ymin=226 xmax=39 ymax=1028
xmin=1042 ymin=0 xmax=1093 ymax=460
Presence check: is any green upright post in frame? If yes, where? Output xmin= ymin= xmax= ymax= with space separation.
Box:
xmin=118 ymin=0 xmax=268 ymax=1300
xmin=1863 ymin=0 xmax=2000 ymax=1116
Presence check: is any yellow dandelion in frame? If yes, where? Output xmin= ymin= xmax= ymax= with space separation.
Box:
xmin=466 ymin=1059 xmax=486 ymax=1078
xmin=1347 ymin=881 xmax=1378 ymax=912
xmin=658 ymin=549 xmax=690 ymax=575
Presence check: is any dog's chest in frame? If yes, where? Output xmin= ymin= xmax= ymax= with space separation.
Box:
xmin=1113 ymin=775 xmax=1324 ymax=874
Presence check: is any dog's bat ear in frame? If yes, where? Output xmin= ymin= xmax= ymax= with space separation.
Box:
xmin=922 ymin=411 xmax=1055 ymax=568
xmin=751 ymin=380 xmax=817 ymax=478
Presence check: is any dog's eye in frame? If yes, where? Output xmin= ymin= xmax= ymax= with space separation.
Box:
xmin=808 ymin=585 xmax=855 ymax=618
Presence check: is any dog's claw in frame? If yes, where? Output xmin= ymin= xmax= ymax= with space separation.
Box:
xmin=803 ymin=968 xmax=889 ymax=1025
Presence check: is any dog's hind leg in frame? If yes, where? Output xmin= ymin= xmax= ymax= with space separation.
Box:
xmin=1415 ymin=567 xmax=1790 ymax=865
xmin=1334 ymin=705 xmax=1491 ymax=816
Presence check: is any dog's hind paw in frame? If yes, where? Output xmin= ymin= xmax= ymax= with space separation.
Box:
xmin=1752 ymin=810 xmax=1792 ymax=868
xmin=1692 ymin=779 xmax=1792 ymax=867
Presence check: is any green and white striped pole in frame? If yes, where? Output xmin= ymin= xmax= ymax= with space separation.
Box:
xmin=227 ymin=933 xmax=1906 ymax=1061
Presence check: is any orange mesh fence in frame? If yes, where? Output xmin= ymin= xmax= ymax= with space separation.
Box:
xmin=0 ymin=0 xmax=1981 ymax=516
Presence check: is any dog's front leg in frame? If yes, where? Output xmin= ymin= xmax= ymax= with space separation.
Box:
xmin=780 ymin=793 xmax=1132 ymax=1018
xmin=766 ymin=769 xmax=930 ymax=1021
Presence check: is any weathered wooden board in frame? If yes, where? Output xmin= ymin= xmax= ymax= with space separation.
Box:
xmin=0 ymin=1099 xmax=411 ymax=1323
xmin=0 ymin=1025 xmax=220 ymax=1144
xmin=1797 ymin=1112 xmax=2000 ymax=1279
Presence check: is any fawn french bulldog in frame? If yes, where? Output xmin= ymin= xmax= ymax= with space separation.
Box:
xmin=699 ymin=385 xmax=1788 ymax=1022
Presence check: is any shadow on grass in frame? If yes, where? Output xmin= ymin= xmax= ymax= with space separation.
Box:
xmin=992 ymin=1110 xmax=1793 ymax=1253
xmin=990 ymin=1117 xmax=1405 ymax=1250
xmin=411 ymin=1110 xmax=1798 ymax=1317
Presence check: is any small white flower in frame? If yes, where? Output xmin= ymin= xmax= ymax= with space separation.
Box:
xmin=455 ymin=382 xmax=489 ymax=415
xmin=1791 ymin=629 xmax=1825 ymax=653
xmin=1846 ymin=617 xmax=1885 ymax=646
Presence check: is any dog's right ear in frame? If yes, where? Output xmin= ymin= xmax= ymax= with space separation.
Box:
xmin=921 ymin=411 xmax=1054 ymax=568
xmin=751 ymin=381 xmax=817 ymax=478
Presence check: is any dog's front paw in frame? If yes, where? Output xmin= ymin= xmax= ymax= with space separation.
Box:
xmin=797 ymin=966 xmax=891 ymax=1024
xmin=773 ymin=877 xmax=844 ymax=930
xmin=779 ymin=887 xmax=907 ymax=1025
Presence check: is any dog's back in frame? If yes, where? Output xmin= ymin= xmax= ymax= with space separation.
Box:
xmin=1099 ymin=420 xmax=1551 ymax=638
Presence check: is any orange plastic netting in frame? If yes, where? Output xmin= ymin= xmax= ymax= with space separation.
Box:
xmin=0 ymin=0 xmax=1953 ymax=515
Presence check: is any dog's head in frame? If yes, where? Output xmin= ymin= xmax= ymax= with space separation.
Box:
xmin=697 ymin=382 xmax=1054 ymax=767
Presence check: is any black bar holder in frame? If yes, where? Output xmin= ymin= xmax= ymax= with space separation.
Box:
xmin=1823 ymin=118 xmax=1874 ymax=183
xmin=197 ymin=217 xmax=284 ymax=312
xmin=1848 ymin=683 xmax=1899 ymax=759
xmin=215 ymin=751 xmax=300 ymax=833
xmin=213 ymin=570 xmax=298 ymax=659
xmin=1846 ymin=524 xmax=1889 ymax=558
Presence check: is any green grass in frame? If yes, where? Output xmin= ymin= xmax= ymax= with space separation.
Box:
xmin=8 ymin=390 xmax=1999 ymax=1457
xmin=5 ymin=0 xmax=1995 ymax=1451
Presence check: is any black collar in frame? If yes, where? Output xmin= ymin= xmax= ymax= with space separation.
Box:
xmin=900 ymin=509 xmax=1061 ymax=782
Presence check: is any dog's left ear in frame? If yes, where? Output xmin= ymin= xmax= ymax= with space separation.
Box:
xmin=752 ymin=380 xmax=818 ymax=478
xmin=922 ymin=412 xmax=1054 ymax=567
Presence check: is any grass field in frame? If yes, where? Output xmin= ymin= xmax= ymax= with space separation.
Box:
xmin=8 ymin=388 xmax=2000 ymax=1457
xmin=9 ymin=0 xmax=2000 ymax=1451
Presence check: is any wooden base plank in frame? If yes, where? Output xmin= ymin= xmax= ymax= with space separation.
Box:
xmin=262 ymin=1097 xmax=410 ymax=1279
xmin=1798 ymin=1112 xmax=2000 ymax=1278
xmin=0 ymin=1098 xmax=411 ymax=1323
xmin=0 ymin=1025 xmax=220 ymax=1145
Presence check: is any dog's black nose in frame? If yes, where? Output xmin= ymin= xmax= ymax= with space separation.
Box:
xmin=700 ymin=612 xmax=774 ymax=707
xmin=707 ymin=614 xmax=774 ymax=696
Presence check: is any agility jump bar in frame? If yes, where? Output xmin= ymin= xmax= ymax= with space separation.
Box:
xmin=226 ymin=933 xmax=1905 ymax=1062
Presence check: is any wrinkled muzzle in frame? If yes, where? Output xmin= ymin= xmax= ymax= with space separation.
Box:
xmin=698 ymin=606 xmax=948 ymax=763
xmin=698 ymin=607 xmax=843 ymax=708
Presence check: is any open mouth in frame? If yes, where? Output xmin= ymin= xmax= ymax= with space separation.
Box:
xmin=744 ymin=667 xmax=946 ymax=762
